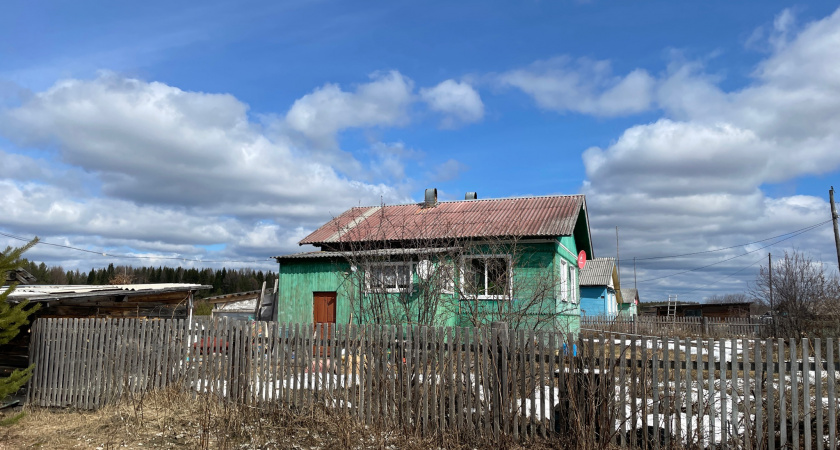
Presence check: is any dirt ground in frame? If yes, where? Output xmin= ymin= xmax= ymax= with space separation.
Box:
xmin=0 ymin=389 xmax=589 ymax=450
xmin=0 ymin=390 xmax=406 ymax=449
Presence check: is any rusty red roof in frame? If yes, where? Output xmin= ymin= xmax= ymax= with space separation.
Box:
xmin=299 ymin=195 xmax=586 ymax=246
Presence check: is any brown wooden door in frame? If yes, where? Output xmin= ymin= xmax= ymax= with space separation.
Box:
xmin=313 ymin=292 xmax=336 ymax=356
xmin=313 ymin=292 xmax=337 ymax=325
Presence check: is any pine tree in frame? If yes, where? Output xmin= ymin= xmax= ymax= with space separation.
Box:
xmin=0 ymin=238 xmax=40 ymax=425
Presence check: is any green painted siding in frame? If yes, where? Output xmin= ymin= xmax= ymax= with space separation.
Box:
xmin=278 ymin=238 xmax=583 ymax=334
xmin=276 ymin=259 xmax=354 ymax=324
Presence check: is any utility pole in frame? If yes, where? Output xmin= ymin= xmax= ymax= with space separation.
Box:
xmin=831 ymin=186 xmax=840 ymax=275
xmin=615 ymin=226 xmax=620 ymax=283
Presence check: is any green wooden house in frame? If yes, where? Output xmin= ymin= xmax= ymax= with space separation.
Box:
xmin=273 ymin=190 xmax=594 ymax=333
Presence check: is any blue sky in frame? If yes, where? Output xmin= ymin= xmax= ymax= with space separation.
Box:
xmin=2 ymin=1 xmax=840 ymax=301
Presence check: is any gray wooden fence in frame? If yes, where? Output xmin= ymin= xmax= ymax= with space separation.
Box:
xmin=582 ymin=315 xmax=768 ymax=337
xmin=27 ymin=318 xmax=840 ymax=448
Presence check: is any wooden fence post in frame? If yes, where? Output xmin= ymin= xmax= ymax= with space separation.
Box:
xmin=490 ymin=321 xmax=508 ymax=440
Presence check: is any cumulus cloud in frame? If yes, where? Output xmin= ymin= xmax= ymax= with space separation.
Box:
xmin=420 ymin=79 xmax=484 ymax=128
xmin=0 ymin=73 xmax=430 ymax=268
xmin=500 ymin=56 xmax=655 ymax=116
xmin=284 ymin=70 xmax=414 ymax=148
xmin=582 ymin=7 xmax=840 ymax=300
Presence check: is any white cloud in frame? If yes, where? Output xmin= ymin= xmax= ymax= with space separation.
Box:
xmin=581 ymin=7 xmax=840 ymax=300
xmin=0 ymin=73 xmax=429 ymax=268
xmin=500 ymin=56 xmax=655 ymax=116
xmin=284 ymin=70 xmax=414 ymax=148
xmin=420 ymin=79 xmax=484 ymax=128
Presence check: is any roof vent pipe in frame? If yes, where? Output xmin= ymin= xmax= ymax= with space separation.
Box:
xmin=465 ymin=192 xmax=477 ymax=200
xmin=424 ymin=188 xmax=438 ymax=208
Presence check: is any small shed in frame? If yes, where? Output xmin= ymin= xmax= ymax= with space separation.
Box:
xmin=1 ymin=283 xmax=211 ymax=370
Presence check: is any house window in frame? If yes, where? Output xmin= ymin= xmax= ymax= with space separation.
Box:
xmin=366 ymin=262 xmax=413 ymax=292
xmin=560 ymin=260 xmax=568 ymax=302
xmin=462 ymin=255 xmax=511 ymax=299
xmin=570 ymin=266 xmax=577 ymax=304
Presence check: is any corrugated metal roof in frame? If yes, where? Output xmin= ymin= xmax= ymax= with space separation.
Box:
xmin=579 ymin=257 xmax=616 ymax=286
xmin=300 ymin=195 xmax=585 ymax=245
xmin=5 ymin=284 xmax=210 ymax=301
xmin=620 ymin=288 xmax=638 ymax=304
xmin=275 ymin=247 xmax=458 ymax=260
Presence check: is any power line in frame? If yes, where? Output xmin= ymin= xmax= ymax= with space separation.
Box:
xmin=0 ymin=230 xmax=274 ymax=265
xmin=674 ymin=254 xmax=766 ymax=296
xmin=636 ymin=220 xmax=829 ymax=284
xmin=633 ymin=219 xmax=832 ymax=261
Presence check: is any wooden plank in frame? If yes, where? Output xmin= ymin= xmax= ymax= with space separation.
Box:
xmin=390 ymin=325 xmax=398 ymax=427
xmin=630 ymin=335 xmax=638 ymax=448
xmin=519 ymin=329 xmax=527 ymax=440
xmin=766 ymin=339 xmax=775 ymax=450
xmin=743 ymin=337 xmax=751 ymax=450
xmin=56 ymin=318 xmax=70 ymax=407
xmin=472 ymin=326 xmax=480 ymax=436
xmin=719 ymin=339 xmax=726 ymax=446
xmin=829 ymin=338 xmax=837 ymax=450
xmin=529 ymin=329 xmax=536 ymax=438
xmin=804 ymin=338 xmax=812 ymax=450
xmin=549 ymin=331 xmax=557 ymax=439
xmin=335 ymin=323 xmax=343 ymax=411
xmin=79 ymin=319 xmax=93 ymax=408
xmin=673 ymin=337 xmax=682 ymax=444
xmin=279 ymin=323 xmax=287 ymax=406
xmin=446 ymin=326 xmax=454 ymax=433
xmin=490 ymin=326 xmax=500 ymax=439
xmin=779 ymin=338 xmax=787 ymax=449
xmin=755 ymin=340 xmax=763 ymax=449
xmin=652 ymin=338 xmax=660 ymax=450
xmin=25 ymin=319 xmax=39 ymax=405
xmin=730 ymin=338 xmax=738 ymax=449
xmin=791 ymin=338 xmax=799 ymax=450
xmin=663 ymin=337 xmax=670 ymax=448
xmin=707 ymin=338 xmax=715 ymax=448
xmin=294 ymin=323 xmax=303 ymax=408
xmin=685 ymin=337 xmax=693 ymax=445
xmin=816 ymin=338 xmax=824 ymax=450
xmin=542 ymin=331 xmax=549 ymax=439
xmin=511 ymin=329 xmax=519 ymax=441
xmin=619 ymin=335 xmax=627 ymax=446
xmin=365 ymin=324 xmax=374 ymax=426
xmin=356 ymin=324 xmax=363 ymax=420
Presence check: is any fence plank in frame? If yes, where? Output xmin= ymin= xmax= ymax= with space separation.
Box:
xmin=791 ymin=338 xmax=799 ymax=450
xmin=816 ymin=338 xmax=824 ymax=450
xmin=829 ymin=338 xmax=836 ymax=450
xmin=804 ymin=338 xmax=812 ymax=450
xmin=779 ymin=338 xmax=787 ymax=449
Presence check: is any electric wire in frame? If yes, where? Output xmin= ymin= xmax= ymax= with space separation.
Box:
xmin=633 ymin=219 xmax=832 ymax=261
xmin=636 ymin=220 xmax=829 ymax=283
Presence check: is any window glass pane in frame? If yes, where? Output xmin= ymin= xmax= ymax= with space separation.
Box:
xmin=465 ymin=258 xmax=486 ymax=296
xmin=486 ymin=258 xmax=508 ymax=296
xmin=396 ymin=264 xmax=411 ymax=288
xmin=382 ymin=265 xmax=396 ymax=288
xmin=370 ymin=266 xmax=386 ymax=289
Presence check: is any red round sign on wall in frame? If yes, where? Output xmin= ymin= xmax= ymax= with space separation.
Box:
xmin=577 ymin=250 xmax=587 ymax=269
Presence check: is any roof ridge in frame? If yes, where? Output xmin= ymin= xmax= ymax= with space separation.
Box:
xmin=350 ymin=193 xmax=583 ymax=209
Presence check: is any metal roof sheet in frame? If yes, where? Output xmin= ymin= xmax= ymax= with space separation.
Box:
xmin=299 ymin=195 xmax=585 ymax=245
xmin=275 ymin=247 xmax=459 ymax=261
xmin=4 ymin=284 xmax=210 ymax=301
xmin=579 ymin=257 xmax=616 ymax=286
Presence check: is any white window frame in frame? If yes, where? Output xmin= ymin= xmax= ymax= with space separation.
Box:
xmin=460 ymin=254 xmax=513 ymax=300
xmin=560 ymin=260 xmax=568 ymax=302
xmin=570 ymin=266 xmax=578 ymax=304
xmin=364 ymin=262 xmax=415 ymax=293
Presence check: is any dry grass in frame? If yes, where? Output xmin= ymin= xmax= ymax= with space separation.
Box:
xmin=0 ymin=388 xmax=605 ymax=450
